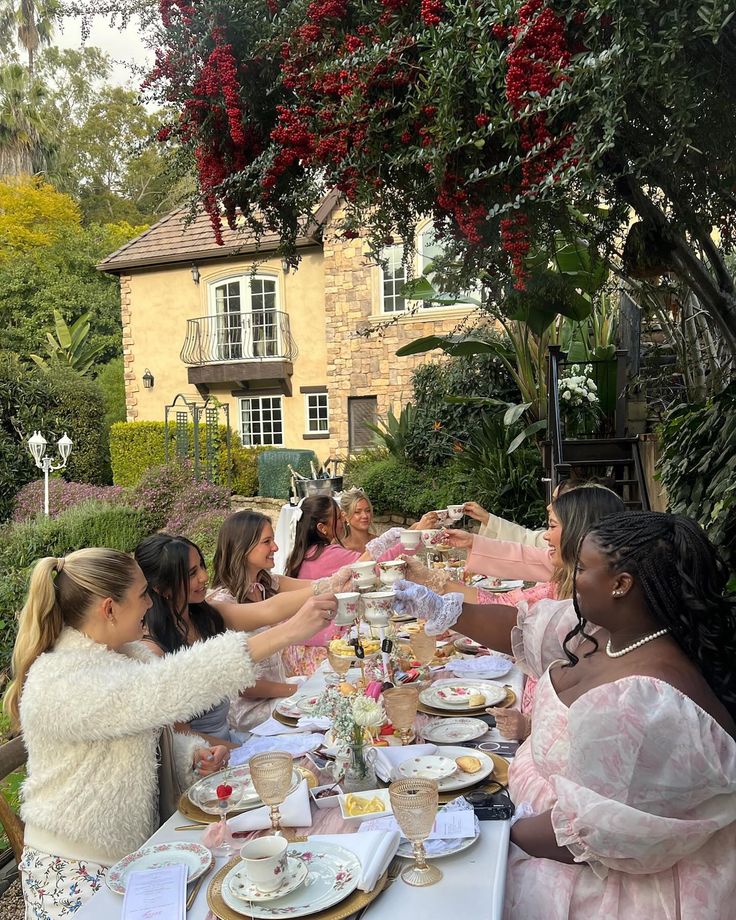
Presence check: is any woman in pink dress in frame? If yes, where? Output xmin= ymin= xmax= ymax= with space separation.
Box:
xmin=504 ymin=511 xmax=736 ymax=919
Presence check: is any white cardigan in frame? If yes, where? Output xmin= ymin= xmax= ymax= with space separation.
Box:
xmin=479 ymin=513 xmax=547 ymax=548
xmin=20 ymin=626 xmax=256 ymax=865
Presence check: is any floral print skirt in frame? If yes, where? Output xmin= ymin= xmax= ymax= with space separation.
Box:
xmin=282 ymin=644 xmax=327 ymax=677
xmin=20 ymin=847 xmax=107 ymax=919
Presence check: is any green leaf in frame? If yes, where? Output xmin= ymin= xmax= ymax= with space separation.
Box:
xmin=507 ymin=418 xmax=548 ymax=454
xmin=504 ymin=402 xmax=533 ymax=426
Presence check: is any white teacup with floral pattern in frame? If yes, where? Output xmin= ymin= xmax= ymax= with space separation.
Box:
xmin=350 ymin=560 xmax=377 ymax=589
xmin=362 ymin=589 xmax=395 ymax=627
xmin=334 ymin=591 xmax=360 ymax=625
xmin=378 ymin=560 xmax=406 ymax=586
xmin=399 ymin=529 xmax=421 ymax=549
xmin=239 ymin=836 xmax=289 ymax=892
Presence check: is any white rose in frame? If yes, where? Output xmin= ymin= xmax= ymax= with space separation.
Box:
xmin=588 ymin=381 xmax=597 ymax=392
xmin=562 ymin=391 xmax=572 ymax=400
xmin=588 ymin=392 xmax=598 ymax=402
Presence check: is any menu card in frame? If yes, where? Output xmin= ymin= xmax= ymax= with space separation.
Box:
xmin=358 ymin=810 xmax=476 ymax=839
xmin=121 ymin=864 xmax=187 ymax=920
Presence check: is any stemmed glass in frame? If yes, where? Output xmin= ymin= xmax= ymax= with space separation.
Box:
xmin=191 ymin=777 xmax=247 ymax=857
xmin=382 ymin=687 xmax=419 ymax=745
xmin=327 ymin=648 xmax=353 ymax=686
xmin=388 ymin=778 xmax=442 ymax=887
xmin=411 ymin=626 xmax=436 ymax=667
xmin=249 ymin=752 xmax=294 ymax=837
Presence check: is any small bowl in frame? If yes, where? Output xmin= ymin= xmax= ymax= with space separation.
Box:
xmin=338 ymin=788 xmax=393 ymax=823
xmin=310 ymin=784 xmax=343 ymax=810
xmin=398 ymin=755 xmax=458 ymax=781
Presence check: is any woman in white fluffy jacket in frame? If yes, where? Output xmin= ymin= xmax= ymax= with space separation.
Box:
xmin=3 ymin=547 xmax=337 ymax=920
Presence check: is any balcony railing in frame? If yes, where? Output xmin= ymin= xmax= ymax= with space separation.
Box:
xmin=180 ymin=311 xmax=298 ymax=365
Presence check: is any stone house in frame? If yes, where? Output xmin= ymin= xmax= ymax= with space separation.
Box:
xmin=98 ymin=194 xmax=476 ymax=455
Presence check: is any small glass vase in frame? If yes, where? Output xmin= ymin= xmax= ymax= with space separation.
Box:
xmin=342 ymin=729 xmax=377 ymax=792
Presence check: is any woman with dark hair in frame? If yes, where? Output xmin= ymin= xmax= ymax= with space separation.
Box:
xmin=399 ymin=487 xmax=625 ymax=733
xmin=502 ymin=512 xmax=736 ymax=919
xmin=135 ymin=532 xmax=345 ymax=746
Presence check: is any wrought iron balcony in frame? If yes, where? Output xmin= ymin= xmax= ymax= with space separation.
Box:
xmin=180 ymin=310 xmax=298 ymax=365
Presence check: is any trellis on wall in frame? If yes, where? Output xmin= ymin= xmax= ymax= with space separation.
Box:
xmin=164 ymin=393 xmax=231 ymax=489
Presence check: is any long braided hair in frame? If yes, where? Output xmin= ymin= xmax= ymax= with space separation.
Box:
xmin=565 ymin=511 xmax=736 ymax=719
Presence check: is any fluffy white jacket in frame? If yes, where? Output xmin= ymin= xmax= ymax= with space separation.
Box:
xmin=20 ymin=626 xmax=256 ymax=865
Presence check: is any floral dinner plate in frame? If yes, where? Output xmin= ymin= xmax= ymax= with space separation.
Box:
xmin=106 ymin=842 xmax=211 ymax=895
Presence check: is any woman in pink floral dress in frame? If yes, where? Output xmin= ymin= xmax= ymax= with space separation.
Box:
xmin=505 ymin=512 xmax=736 ymax=919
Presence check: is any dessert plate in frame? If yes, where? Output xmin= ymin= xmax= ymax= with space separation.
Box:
xmin=188 ymin=764 xmax=301 ymax=810
xmin=430 ymin=745 xmax=496 ymax=792
xmin=295 ymin=695 xmax=322 ymax=715
xmin=398 ymin=755 xmax=457 ymax=780
xmin=227 ymin=856 xmax=308 ymax=903
xmin=219 ymin=841 xmax=361 ymax=919
xmin=422 ymin=717 xmax=488 ymax=744
xmin=421 ymin=680 xmax=507 ymax=710
xmin=275 ymin=696 xmax=307 ymax=720
xmin=106 ymin=842 xmax=211 ymax=894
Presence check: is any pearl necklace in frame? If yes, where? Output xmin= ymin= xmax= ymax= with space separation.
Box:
xmin=605 ymin=628 xmax=668 ymax=658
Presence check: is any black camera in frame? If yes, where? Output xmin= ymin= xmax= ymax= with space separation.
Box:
xmin=465 ymin=791 xmax=515 ymax=821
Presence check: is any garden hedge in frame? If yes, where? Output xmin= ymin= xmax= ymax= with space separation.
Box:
xmin=110 ymin=421 xmax=262 ymax=495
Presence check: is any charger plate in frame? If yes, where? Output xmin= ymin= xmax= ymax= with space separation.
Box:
xmin=207 ymin=856 xmax=388 ymax=920
xmin=418 ymin=685 xmax=516 ymax=717
xmin=273 ymin=709 xmax=299 ymax=728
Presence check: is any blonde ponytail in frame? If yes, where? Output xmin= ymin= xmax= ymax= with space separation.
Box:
xmin=3 ymin=548 xmax=138 ymax=727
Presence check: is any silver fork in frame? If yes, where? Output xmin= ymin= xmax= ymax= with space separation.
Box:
xmin=352 ymin=857 xmax=403 ymax=920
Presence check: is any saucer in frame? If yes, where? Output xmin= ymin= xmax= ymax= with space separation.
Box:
xmin=228 ymin=856 xmax=308 ymax=903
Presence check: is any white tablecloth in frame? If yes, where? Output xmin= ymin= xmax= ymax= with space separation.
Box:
xmin=75 ymin=653 xmax=517 ymax=919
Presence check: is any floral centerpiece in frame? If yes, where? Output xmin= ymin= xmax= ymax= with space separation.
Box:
xmin=315 ymin=687 xmax=385 ymax=791
xmin=558 ymin=364 xmax=601 ymax=438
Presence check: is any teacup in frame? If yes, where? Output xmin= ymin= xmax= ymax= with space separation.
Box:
xmin=240 ymin=836 xmax=289 ymax=892
xmin=446 ymin=504 xmax=464 ymax=521
xmin=432 ymin=509 xmax=450 ymax=525
xmin=334 ymin=591 xmax=360 ymax=625
xmin=420 ymin=529 xmax=443 ymax=548
xmin=378 ymin=560 xmax=406 ymax=586
xmin=362 ymin=589 xmax=395 ymax=627
xmin=350 ymin=560 xmax=377 ymax=590
xmin=399 ymin=529 xmax=421 ymax=549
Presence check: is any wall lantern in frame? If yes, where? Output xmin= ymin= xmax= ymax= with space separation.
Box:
xmin=281 ymin=258 xmax=291 ymax=276
xmin=142 ymin=368 xmax=155 ymax=389
xmin=191 ymin=263 xmax=201 ymax=284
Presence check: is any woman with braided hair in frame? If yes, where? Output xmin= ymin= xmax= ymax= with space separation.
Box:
xmin=503 ymin=512 xmax=736 ymax=919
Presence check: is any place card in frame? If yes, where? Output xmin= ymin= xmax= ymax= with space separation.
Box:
xmin=358 ymin=809 xmax=476 ymax=839
xmin=121 ymin=863 xmax=187 ymax=920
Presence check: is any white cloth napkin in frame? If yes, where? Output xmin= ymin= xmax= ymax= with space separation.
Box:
xmin=308 ymin=831 xmax=400 ymax=892
xmin=230 ymin=733 xmax=325 ymax=765
xmin=250 ymin=715 xmax=332 ymax=737
xmin=227 ymin=779 xmax=313 ymax=831
xmin=445 ymin=656 xmax=511 ymax=679
xmin=372 ymin=743 xmax=438 ymax=782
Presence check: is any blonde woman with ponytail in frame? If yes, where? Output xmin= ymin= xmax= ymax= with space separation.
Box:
xmin=4 ymin=548 xmax=337 ymax=919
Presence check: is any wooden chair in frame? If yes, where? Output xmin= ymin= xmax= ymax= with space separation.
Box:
xmin=0 ymin=736 xmax=26 ymax=862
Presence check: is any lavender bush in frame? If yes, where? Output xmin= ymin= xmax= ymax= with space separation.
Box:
xmin=165 ymin=479 xmax=231 ymax=535
xmin=12 ymin=479 xmax=127 ymax=523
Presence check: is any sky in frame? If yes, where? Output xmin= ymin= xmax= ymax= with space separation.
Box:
xmin=56 ymin=15 xmax=153 ymax=88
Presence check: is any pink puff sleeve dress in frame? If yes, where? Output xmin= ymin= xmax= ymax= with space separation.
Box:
xmin=505 ymin=665 xmax=736 ymax=919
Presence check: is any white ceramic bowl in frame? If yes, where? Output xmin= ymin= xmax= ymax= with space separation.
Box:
xmin=398 ymin=755 xmax=458 ymax=781
xmin=310 ymin=784 xmax=343 ymax=810
xmin=338 ymin=788 xmax=393 ymax=823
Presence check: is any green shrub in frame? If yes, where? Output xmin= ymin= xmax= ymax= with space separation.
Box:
xmin=257 ymin=449 xmax=318 ymax=498
xmin=111 ymin=421 xmax=261 ymax=494
xmin=345 ymin=455 xmax=468 ymax=518
xmin=182 ymin=510 xmax=230 ymax=567
xmin=658 ymin=383 xmax=736 ymax=576
xmin=0 ymin=567 xmax=28 ymax=683
xmin=44 ymin=364 xmax=111 ymax=485
xmin=96 ymin=357 xmax=127 ymax=432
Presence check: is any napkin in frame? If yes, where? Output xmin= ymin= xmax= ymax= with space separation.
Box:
xmin=227 ymin=779 xmax=313 ymax=831
xmin=229 ymin=733 xmax=325 ymax=765
xmin=250 ymin=715 xmax=332 ymax=736
xmin=372 ymin=743 xmax=438 ymax=782
xmin=445 ymin=656 xmax=511 ymax=679
xmin=307 ymin=831 xmax=400 ymax=892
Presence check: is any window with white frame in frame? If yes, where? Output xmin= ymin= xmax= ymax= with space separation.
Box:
xmin=379 ymin=223 xmax=478 ymax=313
xmin=210 ymin=274 xmax=280 ymax=361
xmin=239 ymin=396 xmax=283 ymax=446
xmin=305 ymin=393 xmax=329 ymax=434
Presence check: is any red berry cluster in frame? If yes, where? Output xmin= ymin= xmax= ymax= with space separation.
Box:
xmin=420 ymin=0 xmax=443 ymax=27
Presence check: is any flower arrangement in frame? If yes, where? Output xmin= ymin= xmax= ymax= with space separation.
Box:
xmin=315 ymin=686 xmax=385 ymax=790
xmin=558 ymin=364 xmax=600 ymax=437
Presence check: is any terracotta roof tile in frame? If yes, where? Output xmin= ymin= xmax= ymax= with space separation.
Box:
xmin=98 ymin=191 xmax=341 ymax=273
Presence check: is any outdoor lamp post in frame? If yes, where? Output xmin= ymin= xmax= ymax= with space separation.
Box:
xmin=28 ymin=431 xmax=73 ymax=516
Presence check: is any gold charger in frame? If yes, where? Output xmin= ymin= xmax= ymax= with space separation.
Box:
xmin=418 ymin=685 xmax=516 ymax=718
xmin=207 ymin=856 xmax=388 ymax=920
xmin=273 ymin=709 xmax=299 ymax=727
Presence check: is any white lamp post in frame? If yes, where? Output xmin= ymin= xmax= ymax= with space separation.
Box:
xmin=28 ymin=431 xmax=73 ymax=516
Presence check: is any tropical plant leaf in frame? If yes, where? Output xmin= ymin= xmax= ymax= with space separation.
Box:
xmin=507 ymin=418 xmax=548 ymax=454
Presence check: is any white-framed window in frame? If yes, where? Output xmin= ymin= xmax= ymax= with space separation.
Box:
xmin=305 ymin=393 xmax=329 ymax=434
xmin=378 ymin=222 xmax=478 ymax=314
xmin=239 ymin=396 xmax=283 ymax=446
xmin=209 ymin=273 xmax=281 ymax=361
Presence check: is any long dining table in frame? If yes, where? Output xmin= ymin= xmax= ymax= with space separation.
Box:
xmin=76 ymin=655 xmax=521 ymax=920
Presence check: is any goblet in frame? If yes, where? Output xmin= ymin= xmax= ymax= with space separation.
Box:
xmin=388 ymin=778 xmax=442 ymax=886
xmin=248 ymin=752 xmax=294 ymax=836
xmin=382 ymin=686 xmax=419 ymax=745
xmin=327 ymin=648 xmax=353 ymax=685
xmin=190 ymin=776 xmax=247 ymax=857
xmin=411 ymin=626 xmax=436 ymax=667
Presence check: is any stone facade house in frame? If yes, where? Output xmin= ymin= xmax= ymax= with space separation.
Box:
xmin=98 ymin=195 xmax=476 ymax=455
